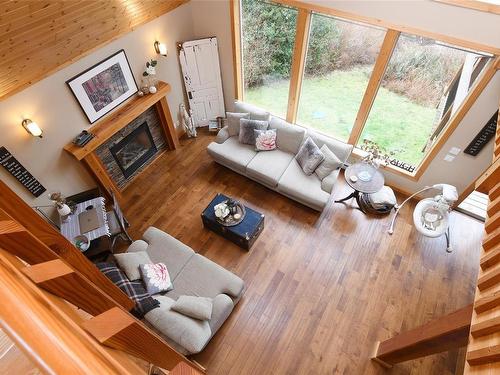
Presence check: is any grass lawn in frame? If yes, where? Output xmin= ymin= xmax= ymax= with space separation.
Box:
xmin=245 ymin=67 xmax=436 ymax=166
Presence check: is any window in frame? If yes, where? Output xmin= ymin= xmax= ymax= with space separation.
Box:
xmin=241 ymin=0 xmax=298 ymax=118
xmin=358 ymin=34 xmax=492 ymax=167
xmin=233 ymin=1 xmax=496 ymax=178
xmin=297 ymin=13 xmax=385 ymax=142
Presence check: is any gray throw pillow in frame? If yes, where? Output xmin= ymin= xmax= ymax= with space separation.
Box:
xmin=315 ymin=144 xmax=342 ymax=180
xmin=226 ymin=112 xmax=249 ymax=137
xmin=239 ymin=119 xmax=269 ymax=145
xmin=171 ymin=296 xmax=213 ymax=321
xmin=296 ymin=137 xmax=325 ymax=175
xmin=114 ymin=251 xmax=152 ymax=281
xmin=139 ymin=263 xmax=173 ymax=295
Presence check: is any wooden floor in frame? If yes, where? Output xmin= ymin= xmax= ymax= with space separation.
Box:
xmin=122 ymin=131 xmax=484 ymax=375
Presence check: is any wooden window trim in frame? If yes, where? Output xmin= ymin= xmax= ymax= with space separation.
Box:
xmin=286 ymin=9 xmax=311 ymax=123
xmin=434 ymin=0 xmax=500 ymax=15
xmin=231 ymin=0 xmax=499 ymax=182
xmin=272 ymin=0 xmax=500 ymax=55
xmin=230 ymin=0 xmax=243 ymax=101
xmin=347 ymin=29 xmax=400 ymax=145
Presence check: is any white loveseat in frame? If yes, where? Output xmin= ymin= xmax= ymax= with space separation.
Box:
xmin=207 ymin=102 xmax=353 ymax=211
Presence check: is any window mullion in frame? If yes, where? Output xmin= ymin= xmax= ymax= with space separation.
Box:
xmin=347 ymin=29 xmax=400 ymax=145
xmin=286 ymin=8 xmax=311 ymax=123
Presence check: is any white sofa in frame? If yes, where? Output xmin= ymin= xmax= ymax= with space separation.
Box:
xmin=207 ymin=102 xmax=353 ymax=211
xmin=127 ymin=227 xmax=244 ymax=355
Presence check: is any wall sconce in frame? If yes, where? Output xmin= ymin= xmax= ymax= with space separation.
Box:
xmin=22 ymin=119 xmax=43 ymax=138
xmin=154 ymin=41 xmax=168 ymax=57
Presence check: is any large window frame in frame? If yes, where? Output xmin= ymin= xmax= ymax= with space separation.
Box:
xmin=231 ymin=0 xmax=499 ymax=181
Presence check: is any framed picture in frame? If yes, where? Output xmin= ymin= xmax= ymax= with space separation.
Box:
xmin=67 ymin=50 xmax=138 ymax=124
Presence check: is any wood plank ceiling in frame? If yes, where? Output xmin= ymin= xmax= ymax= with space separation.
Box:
xmin=0 ymin=0 xmax=188 ymax=101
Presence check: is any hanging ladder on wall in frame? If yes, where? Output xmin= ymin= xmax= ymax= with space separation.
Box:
xmin=0 ymin=181 xmax=204 ymax=374
xmin=464 ymin=107 xmax=500 ymax=373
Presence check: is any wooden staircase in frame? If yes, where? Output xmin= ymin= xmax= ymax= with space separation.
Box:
xmin=0 ymin=181 xmax=203 ymax=374
xmin=372 ymin=105 xmax=500 ymax=372
xmin=465 ymin=107 xmax=500 ymax=373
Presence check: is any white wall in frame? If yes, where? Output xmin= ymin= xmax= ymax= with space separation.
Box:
xmin=190 ymin=0 xmax=500 ymax=195
xmin=0 ymin=3 xmax=195 ymax=205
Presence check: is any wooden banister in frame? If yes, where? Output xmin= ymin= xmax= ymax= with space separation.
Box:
xmin=0 ymin=180 xmax=134 ymax=310
xmin=372 ymin=304 xmax=473 ymax=367
xmin=82 ymin=307 xmax=204 ymax=372
xmin=0 ymin=249 xmax=139 ymax=374
xmin=22 ymin=259 xmax=119 ymax=316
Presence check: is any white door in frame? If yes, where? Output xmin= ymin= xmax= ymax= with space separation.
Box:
xmin=179 ymin=37 xmax=225 ymax=127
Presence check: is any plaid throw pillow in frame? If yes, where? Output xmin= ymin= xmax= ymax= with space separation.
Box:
xmin=96 ymin=262 xmax=159 ymax=318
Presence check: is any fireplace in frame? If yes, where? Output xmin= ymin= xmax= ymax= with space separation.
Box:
xmin=109 ymin=122 xmax=157 ymax=179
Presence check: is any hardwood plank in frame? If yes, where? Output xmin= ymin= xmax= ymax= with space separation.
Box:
xmin=483 ymin=227 xmax=500 ymax=252
xmin=156 ymin=96 xmax=180 ymax=150
xmin=119 ymin=130 xmax=484 ymax=374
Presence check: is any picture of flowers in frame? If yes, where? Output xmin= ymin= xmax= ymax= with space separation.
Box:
xmin=82 ymin=63 xmax=129 ymax=112
xmin=67 ymin=50 xmax=138 ymax=123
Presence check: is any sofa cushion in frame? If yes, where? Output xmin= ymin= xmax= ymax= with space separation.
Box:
xmin=278 ymin=159 xmax=330 ymax=210
xmin=307 ymin=130 xmax=353 ymax=163
xmin=209 ymin=294 xmax=234 ymax=334
xmin=239 ymin=119 xmax=269 ymax=145
xmin=207 ymin=136 xmax=257 ymax=173
xmin=226 ymin=112 xmax=249 ymax=137
xmin=234 ymin=101 xmax=270 ymax=121
xmin=114 ymin=251 xmax=152 ymax=281
xmin=269 ymin=117 xmax=305 ymax=154
xmin=172 ymin=296 xmax=213 ymax=321
xmin=144 ymin=295 xmax=212 ymax=354
xmin=96 ymin=262 xmax=159 ymax=318
xmin=165 ymin=254 xmax=244 ymax=301
xmin=315 ymin=144 xmax=342 ymax=180
xmin=134 ymin=227 xmax=195 ymax=281
xmin=296 ymin=137 xmax=325 ymax=175
xmin=246 ymin=148 xmax=294 ymax=187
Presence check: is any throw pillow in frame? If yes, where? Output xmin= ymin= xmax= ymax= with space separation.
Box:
xmin=226 ymin=112 xmax=249 ymax=137
xmin=239 ymin=119 xmax=269 ymax=145
xmin=171 ymin=295 xmax=213 ymax=321
xmin=315 ymin=144 xmax=343 ymax=180
xmin=114 ymin=251 xmax=152 ymax=281
xmin=295 ymin=137 xmax=325 ymax=175
xmin=96 ymin=262 xmax=159 ymax=318
xmin=139 ymin=263 xmax=173 ymax=295
xmin=254 ymin=129 xmax=277 ymax=151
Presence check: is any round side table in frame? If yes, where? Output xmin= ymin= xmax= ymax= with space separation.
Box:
xmin=335 ymin=162 xmax=385 ymax=213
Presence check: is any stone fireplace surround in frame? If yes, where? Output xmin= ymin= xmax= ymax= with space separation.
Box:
xmin=95 ymin=107 xmax=166 ymax=189
xmin=63 ymin=81 xmax=179 ymax=203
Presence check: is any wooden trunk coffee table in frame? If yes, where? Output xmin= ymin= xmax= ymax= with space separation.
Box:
xmin=201 ymin=193 xmax=265 ymax=250
xmin=335 ymin=162 xmax=384 ymax=213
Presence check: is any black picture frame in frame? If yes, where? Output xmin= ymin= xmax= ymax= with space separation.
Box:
xmin=66 ymin=49 xmax=138 ymax=124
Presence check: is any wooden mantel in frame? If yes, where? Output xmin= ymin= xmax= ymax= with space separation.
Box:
xmin=64 ymin=81 xmax=180 ymax=201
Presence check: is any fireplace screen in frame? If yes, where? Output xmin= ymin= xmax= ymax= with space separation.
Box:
xmin=110 ymin=122 xmax=157 ymax=179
